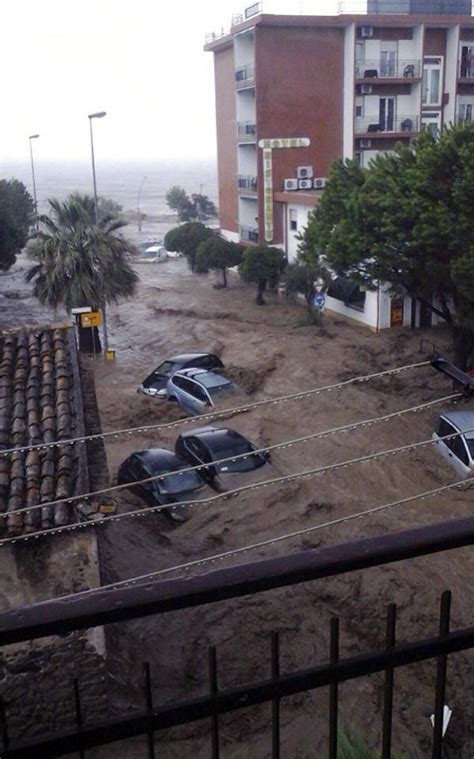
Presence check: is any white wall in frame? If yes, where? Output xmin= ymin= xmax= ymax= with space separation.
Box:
xmin=285 ymin=204 xmax=313 ymax=262
xmin=234 ymin=28 xmax=255 ymax=68
xmin=221 ymin=229 xmax=241 ymax=243
xmin=238 ymin=143 xmax=257 ymax=175
xmin=344 ymin=23 xmax=356 ymax=160
xmin=236 ymin=88 xmax=256 ymax=123
xmin=325 ymin=289 xmax=379 ymax=328
xmin=445 ymin=25 xmax=461 ymax=125
xmin=239 ymin=196 xmax=258 ymax=226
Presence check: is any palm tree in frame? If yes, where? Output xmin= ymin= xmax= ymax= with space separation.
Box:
xmin=26 ymin=193 xmax=139 ymax=352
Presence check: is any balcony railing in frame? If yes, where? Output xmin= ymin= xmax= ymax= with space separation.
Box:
xmin=356 ymin=59 xmax=421 ymax=79
xmin=238 ymin=175 xmax=258 ymax=193
xmin=235 ymin=63 xmax=255 ymax=86
xmin=355 ymin=114 xmax=419 ymax=134
xmin=240 ymin=224 xmax=259 ymax=243
xmin=459 ymin=60 xmax=474 ymax=78
xmin=237 ymin=121 xmax=257 ymax=142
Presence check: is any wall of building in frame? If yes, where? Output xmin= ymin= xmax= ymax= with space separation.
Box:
xmin=285 ymin=204 xmax=314 ymax=262
xmin=214 ymin=45 xmax=239 ymax=237
xmin=255 ymin=24 xmax=345 ymax=244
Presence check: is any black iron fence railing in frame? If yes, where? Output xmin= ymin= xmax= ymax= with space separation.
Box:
xmin=235 ymin=63 xmax=255 ymax=84
xmin=1 ymin=514 xmax=474 ymax=758
xmin=237 ymin=121 xmax=257 ymax=141
xmin=240 ymin=224 xmax=258 ymax=242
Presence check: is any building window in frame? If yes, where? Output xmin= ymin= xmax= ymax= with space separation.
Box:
xmin=354 ymin=151 xmax=362 ymax=166
xmin=289 ymin=209 xmax=298 ymax=232
xmin=422 ymin=58 xmax=442 ymax=106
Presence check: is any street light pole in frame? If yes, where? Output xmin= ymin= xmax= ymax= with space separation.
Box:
xmin=88 ymin=111 xmax=108 ymax=351
xmin=137 ymin=176 xmax=147 ymax=233
xmin=28 ymin=134 xmax=40 ymax=230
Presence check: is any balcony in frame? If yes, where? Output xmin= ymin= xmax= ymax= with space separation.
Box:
xmin=235 ymin=63 xmax=255 ymax=89
xmin=238 ymin=175 xmax=257 ymax=194
xmin=240 ymin=225 xmax=259 ymax=243
xmin=356 ymin=59 xmax=421 ymax=81
xmin=355 ymin=115 xmax=419 ymax=135
xmin=459 ymin=61 xmax=474 ymax=79
xmin=237 ymin=121 xmax=257 ymax=143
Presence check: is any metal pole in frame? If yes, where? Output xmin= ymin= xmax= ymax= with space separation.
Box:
xmin=88 ymin=112 xmax=108 ymax=353
xmin=28 ymin=135 xmax=39 ymax=231
xmin=137 ymin=176 xmax=147 ymax=233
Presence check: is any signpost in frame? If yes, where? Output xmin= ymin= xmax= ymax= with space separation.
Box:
xmin=80 ymin=312 xmax=102 ymax=329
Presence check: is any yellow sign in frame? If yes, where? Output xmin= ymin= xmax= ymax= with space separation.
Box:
xmin=80 ymin=311 xmax=102 ymax=328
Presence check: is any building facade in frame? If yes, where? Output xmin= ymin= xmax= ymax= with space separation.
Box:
xmin=205 ymin=2 xmax=474 ymax=328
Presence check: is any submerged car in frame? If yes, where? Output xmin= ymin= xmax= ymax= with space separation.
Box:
xmin=136 ymin=245 xmax=168 ymax=263
xmin=432 ymin=411 xmax=474 ymax=478
xmin=175 ymin=426 xmax=269 ymax=490
xmin=138 ymin=353 xmax=224 ymax=397
xmin=167 ymin=368 xmax=239 ymax=415
xmin=117 ymin=448 xmax=210 ymax=522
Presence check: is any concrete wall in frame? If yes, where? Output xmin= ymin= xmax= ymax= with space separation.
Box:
xmin=214 ymin=45 xmax=239 ymax=235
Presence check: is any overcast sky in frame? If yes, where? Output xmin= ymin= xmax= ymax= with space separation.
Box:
xmin=0 ymin=0 xmax=339 ymax=163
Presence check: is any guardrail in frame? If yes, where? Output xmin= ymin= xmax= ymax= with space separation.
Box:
xmin=355 ymin=114 xmax=419 ymax=133
xmin=356 ymin=59 xmax=421 ymax=78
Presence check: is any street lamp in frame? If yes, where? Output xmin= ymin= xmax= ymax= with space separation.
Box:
xmin=137 ymin=176 xmax=147 ymax=233
xmin=88 ymin=111 xmax=106 ymax=225
xmin=28 ymin=134 xmax=40 ymax=230
xmin=87 ymin=111 xmax=108 ymax=351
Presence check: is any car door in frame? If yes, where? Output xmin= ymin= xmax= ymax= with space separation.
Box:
xmin=172 ymin=376 xmax=207 ymax=415
xmin=435 ymin=418 xmax=468 ymax=477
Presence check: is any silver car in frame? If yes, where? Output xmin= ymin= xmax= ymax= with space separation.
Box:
xmin=432 ymin=411 xmax=474 ymax=478
xmin=167 ymin=368 xmax=239 ymax=416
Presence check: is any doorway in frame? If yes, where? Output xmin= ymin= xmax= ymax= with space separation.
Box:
xmin=379 ymin=97 xmax=395 ymax=132
xmin=390 ymin=299 xmax=404 ymax=327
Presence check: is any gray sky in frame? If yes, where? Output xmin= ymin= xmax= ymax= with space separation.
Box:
xmin=1 ymin=0 xmax=339 ymax=163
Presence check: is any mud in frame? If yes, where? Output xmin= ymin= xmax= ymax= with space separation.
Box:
xmin=1 ymin=255 xmax=473 ymax=757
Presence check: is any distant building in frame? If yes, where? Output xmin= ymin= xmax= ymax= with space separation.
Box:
xmin=205 ymin=2 xmax=474 ymax=328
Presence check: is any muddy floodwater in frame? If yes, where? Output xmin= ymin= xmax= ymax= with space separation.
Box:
xmin=2 ymin=255 xmax=473 ymax=757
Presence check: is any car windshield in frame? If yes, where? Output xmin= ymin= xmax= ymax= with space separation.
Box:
xmin=155 ymin=360 xmax=180 ymax=377
xmin=198 ymin=374 xmax=237 ymax=402
xmin=155 ymin=468 xmax=203 ymax=495
xmin=206 ymin=433 xmax=262 ymax=473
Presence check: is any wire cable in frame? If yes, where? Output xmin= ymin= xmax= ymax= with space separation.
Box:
xmin=0 ymin=392 xmax=459 ymax=522
xmin=1 ymin=419 xmax=471 ymax=547
xmin=0 ymin=360 xmax=431 ymax=457
xmin=51 ymin=477 xmax=473 ymax=601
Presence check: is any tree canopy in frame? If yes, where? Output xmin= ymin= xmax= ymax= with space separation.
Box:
xmin=164 ymin=222 xmax=214 ymax=271
xmin=0 ymin=179 xmax=35 ymax=271
xmin=165 ymin=185 xmax=217 ymax=222
xmin=299 ymin=123 xmax=474 ymax=369
xmin=196 ymin=238 xmax=243 ymax=286
xmin=26 ymin=193 xmax=138 ymax=312
xmin=239 ymin=245 xmax=286 ymax=304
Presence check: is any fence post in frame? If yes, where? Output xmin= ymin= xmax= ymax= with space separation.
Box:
xmin=271 ymin=632 xmax=280 ymax=759
xmin=73 ymin=678 xmax=84 ymax=759
xmin=143 ymin=662 xmax=155 ymax=759
xmin=431 ymin=591 xmax=451 ymax=759
xmin=382 ymin=603 xmax=397 ymax=759
xmin=328 ymin=617 xmax=340 ymax=759
xmin=209 ymin=646 xmax=219 ymax=759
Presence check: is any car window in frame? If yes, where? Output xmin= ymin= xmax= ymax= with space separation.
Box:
xmin=437 ymin=418 xmax=457 ymax=450
xmin=191 ymin=382 xmax=210 ymax=404
xmin=467 ymin=438 xmax=474 ymax=459
xmin=172 ymin=375 xmax=189 ymax=391
xmin=452 ymin=436 xmax=470 ymax=466
xmin=207 ymin=434 xmax=262 ymax=473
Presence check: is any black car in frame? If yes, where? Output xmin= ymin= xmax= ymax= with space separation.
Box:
xmin=175 ymin=426 xmax=269 ymax=490
xmin=117 ymin=448 xmax=209 ymax=522
xmin=138 ymin=353 xmax=224 ymax=397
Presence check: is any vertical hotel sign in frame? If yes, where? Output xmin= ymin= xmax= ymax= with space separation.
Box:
xmin=258 ymin=137 xmax=310 ymax=242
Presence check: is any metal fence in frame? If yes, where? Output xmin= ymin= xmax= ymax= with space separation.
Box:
xmin=1 ymin=514 xmax=474 ymax=758
xmin=355 ymin=114 xmax=420 ymax=133
xmin=355 ymin=59 xmax=421 ymax=78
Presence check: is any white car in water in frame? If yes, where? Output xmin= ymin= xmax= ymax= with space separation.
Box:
xmin=137 ymin=245 xmax=168 ymax=263
xmin=432 ymin=411 xmax=474 ymax=478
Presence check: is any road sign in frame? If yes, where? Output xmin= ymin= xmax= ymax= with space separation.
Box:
xmin=313 ymin=293 xmax=326 ymax=310
xmin=80 ymin=311 xmax=102 ymax=328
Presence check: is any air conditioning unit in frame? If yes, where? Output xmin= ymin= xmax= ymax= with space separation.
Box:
xmin=361 ymin=84 xmax=373 ymax=95
xmin=297 ymin=165 xmax=313 ymax=179
xmin=298 ymin=179 xmax=313 ymax=190
xmin=284 ymin=178 xmax=298 ymax=191
xmin=361 ymin=26 xmax=373 ymax=38
xmin=313 ymin=177 xmax=327 ymax=189
xmin=360 ymin=139 xmax=372 ymax=149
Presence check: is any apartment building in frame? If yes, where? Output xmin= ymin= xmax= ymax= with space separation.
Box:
xmin=205 ymin=1 xmax=474 ymax=328
xmin=206 ymin=1 xmax=474 ymax=245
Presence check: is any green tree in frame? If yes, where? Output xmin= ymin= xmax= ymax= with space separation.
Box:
xmin=165 ymin=186 xmax=217 ymax=222
xmin=0 ymin=179 xmax=35 ymax=271
xmin=196 ymin=238 xmax=243 ymax=286
xmin=26 ymin=193 xmax=138 ymax=352
xmin=284 ymin=260 xmax=330 ymax=311
xmin=97 ymin=196 xmax=123 ymax=223
xmin=239 ymin=245 xmax=286 ymax=305
xmin=300 ymin=124 xmax=474 ymax=369
xmin=164 ymin=222 xmax=214 ymax=272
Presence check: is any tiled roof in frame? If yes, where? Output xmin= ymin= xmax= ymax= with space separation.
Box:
xmin=0 ymin=326 xmax=86 ymax=536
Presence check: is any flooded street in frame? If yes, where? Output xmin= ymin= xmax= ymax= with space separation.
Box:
xmin=2 ymin=254 xmax=473 ymax=757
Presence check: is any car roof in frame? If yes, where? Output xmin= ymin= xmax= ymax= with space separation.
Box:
xmin=439 ymin=410 xmax=474 ymax=437
xmin=178 ymin=426 xmax=220 ymax=439
xmin=133 ymin=448 xmax=187 ymax=471
xmin=174 ymin=367 xmax=230 ymax=383
xmin=180 ymin=427 xmax=246 ymax=447
xmin=168 ymin=353 xmax=217 ymax=363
